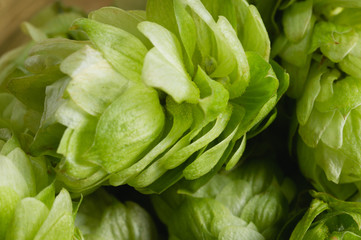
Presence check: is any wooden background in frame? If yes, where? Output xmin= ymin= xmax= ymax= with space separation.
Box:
xmin=0 ymin=0 xmax=146 ymax=54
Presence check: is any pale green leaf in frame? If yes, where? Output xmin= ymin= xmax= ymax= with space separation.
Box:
xmin=5 ymin=198 xmax=49 ymax=240
xmin=85 ymin=84 xmax=165 ymax=173
xmin=60 ymin=46 xmax=129 ymax=116
xmin=88 ymin=7 xmax=151 ymax=48
xmin=72 ymin=18 xmax=148 ymax=82
xmin=142 ymin=47 xmax=199 ymax=103
xmin=282 ymin=0 xmax=313 ymax=43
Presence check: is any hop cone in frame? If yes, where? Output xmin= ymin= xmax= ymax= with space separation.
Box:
xmin=152 ymin=159 xmax=295 ymax=240
xmin=274 ymin=0 xmax=361 ymax=199
xmin=2 ymin=0 xmax=288 ymax=195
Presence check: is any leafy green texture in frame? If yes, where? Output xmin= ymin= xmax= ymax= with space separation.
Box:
xmin=71 ymin=18 xmax=148 ymax=82
xmin=245 ymin=0 xmax=283 ymax=40
xmin=275 ymin=0 xmax=361 ymax=199
xmin=75 ymin=189 xmax=157 ymax=240
xmin=0 ymin=6 xmax=88 ymax=238
xmin=0 ymin=136 xmax=75 ymax=240
xmin=1 ymin=0 xmax=287 ymax=195
xmin=290 ymin=191 xmax=361 ymax=240
xmin=0 ymin=92 xmax=41 ymax=138
xmin=152 ymin=159 xmax=294 ymax=240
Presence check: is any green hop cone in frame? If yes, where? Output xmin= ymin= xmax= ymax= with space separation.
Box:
xmin=0 ymin=135 xmax=76 ymax=240
xmin=152 ymin=159 xmax=295 ymax=240
xmin=3 ymin=0 xmax=288 ymax=195
xmin=75 ymin=188 xmax=158 ymax=240
xmin=290 ymin=191 xmax=361 ymax=240
xmin=5 ymin=187 xmax=76 ymax=240
xmin=274 ymin=0 xmax=361 ymax=199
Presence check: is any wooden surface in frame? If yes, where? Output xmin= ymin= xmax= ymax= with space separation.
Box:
xmin=0 ymin=0 xmax=146 ymax=54
xmin=0 ymin=0 xmax=49 ymax=51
